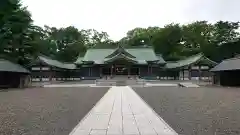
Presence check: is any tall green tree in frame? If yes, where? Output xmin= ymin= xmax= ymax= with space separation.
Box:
xmin=81 ymin=29 xmax=113 ymax=48
xmin=182 ymin=21 xmax=214 ymax=57
xmin=0 ymin=0 xmax=32 ymax=64
xmin=212 ymin=21 xmax=239 ymax=45
xmin=122 ymin=27 xmax=160 ymax=46
xmin=44 ymin=26 xmax=86 ymax=62
xmin=151 ymin=24 xmax=183 ymax=60
xmin=1 ymin=1 xmax=240 ymax=65
xmin=27 ymin=25 xmax=57 ymax=58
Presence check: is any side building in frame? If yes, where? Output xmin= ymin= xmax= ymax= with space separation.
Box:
xmin=211 ymin=56 xmax=240 ymax=86
xmin=164 ymin=53 xmax=217 ymax=80
xmin=29 ymin=55 xmax=79 ymax=82
xmin=0 ymin=59 xmax=30 ymax=88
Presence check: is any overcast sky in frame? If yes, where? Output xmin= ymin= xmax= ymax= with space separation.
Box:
xmin=22 ymin=0 xmax=240 ymax=41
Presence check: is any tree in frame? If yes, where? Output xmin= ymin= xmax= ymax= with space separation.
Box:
xmin=151 ymin=24 xmax=183 ymax=60
xmin=212 ymin=21 xmax=239 ymax=45
xmin=181 ymin=21 xmax=214 ymax=57
xmin=44 ymin=26 xmax=86 ymax=62
xmin=123 ymin=27 xmax=160 ymax=46
xmin=81 ymin=29 xmax=113 ymax=48
xmin=27 ymin=25 xmax=57 ymax=58
xmin=0 ymin=0 xmax=32 ymax=64
xmin=1 ymin=1 xmax=240 ymax=65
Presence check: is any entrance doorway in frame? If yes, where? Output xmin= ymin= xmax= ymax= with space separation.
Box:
xmin=102 ymin=68 xmax=111 ymax=75
xmin=101 ymin=65 xmax=139 ymax=76
xmin=115 ymin=66 xmax=128 ymax=75
xmin=130 ymin=67 xmax=139 ymax=75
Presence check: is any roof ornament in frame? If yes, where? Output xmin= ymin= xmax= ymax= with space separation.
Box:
xmin=117 ymin=44 xmax=124 ymax=51
xmin=105 ymin=44 xmax=136 ymax=59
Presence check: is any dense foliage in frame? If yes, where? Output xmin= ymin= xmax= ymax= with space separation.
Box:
xmin=1 ymin=0 xmax=240 ymax=65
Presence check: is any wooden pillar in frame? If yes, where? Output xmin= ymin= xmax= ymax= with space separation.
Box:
xmin=150 ymin=65 xmax=152 ymax=76
xmin=188 ymin=66 xmax=191 ymax=80
xmin=147 ymin=65 xmax=149 ymax=76
xmin=99 ymin=66 xmax=102 ymax=78
xmin=88 ymin=67 xmax=91 ymax=77
xmin=139 ymin=67 xmax=141 ymax=76
xmin=199 ymin=65 xmax=202 ymax=81
xmin=50 ymin=67 xmax=52 ymax=81
xmin=151 ymin=65 xmax=153 ymax=76
xmin=91 ymin=67 xmax=93 ymax=77
xmin=128 ymin=65 xmax=130 ymax=78
xmin=40 ymin=64 xmax=43 ymax=82
xmin=151 ymin=65 xmax=153 ymax=75
xmin=182 ymin=69 xmax=184 ymax=80
xmin=111 ymin=65 xmax=113 ymax=78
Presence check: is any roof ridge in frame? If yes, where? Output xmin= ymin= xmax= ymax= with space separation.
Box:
xmin=174 ymin=53 xmax=203 ymax=63
xmin=62 ymin=62 xmax=75 ymax=65
xmin=88 ymin=48 xmax=114 ymax=49
xmin=39 ymin=54 xmax=59 ymax=61
xmin=165 ymin=61 xmax=177 ymax=63
xmin=126 ymin=48 xmax=154 ymax=50
xmin=87 ymin=47 xmax=154 ymax=50
xmin=39 ymin=54 xmax=74 ymax=64
xmin=203 ymin=56 xmax=217 ymax=64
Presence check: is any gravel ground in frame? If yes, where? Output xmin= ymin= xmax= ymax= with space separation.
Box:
xmin=134 ymin=86 xmax=240 ymax=135
xmin=0 ymin=87 xmax=108 ymax=135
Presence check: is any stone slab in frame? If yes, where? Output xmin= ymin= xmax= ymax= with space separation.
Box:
xmin=70 ymin=86 xmax=178 ymax=135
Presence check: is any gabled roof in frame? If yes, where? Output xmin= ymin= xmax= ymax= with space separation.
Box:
xmin=0 ymin=59 xmax=30 ymax=73
xmin=74 ymin=57 xmax=83 ymax=64
xmin=75 ymin=47 xmax=162 ymax=64
xmin=156 ymin=54 xmax=166 ymax=64
xmin=105 ymin=45 xmax=136 ymax=59
xmin=104 ymin=53 xmax=138 ymax=64
xmin=165 ymin=53 xmax=217 ymax=69
xmin=38 ymin=55 xmax=76 ymax=70
xmin=211 ymin=57 xmax=240 ymax=71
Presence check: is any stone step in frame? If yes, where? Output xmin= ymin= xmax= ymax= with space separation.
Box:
xmin=179 ymin=82 xmax=200 ymax=88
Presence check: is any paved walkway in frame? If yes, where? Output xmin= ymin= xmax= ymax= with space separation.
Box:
xmin=70 ymin=86 xmax=178 ymax=135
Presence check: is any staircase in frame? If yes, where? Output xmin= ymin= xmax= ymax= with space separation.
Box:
xmin=178 ymin=82 xmax=200 ymax=88
xmin=96 ymin=75 xmax=145 ymax=86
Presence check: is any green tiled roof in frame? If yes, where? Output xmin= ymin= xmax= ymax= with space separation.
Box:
xmin=105 ymin=45 xmax=136 ymax=59
xmin=165 ymin=53 xmax=217 ymax=69
xmin=104 ymin=53 xmax=138 ymax=63
xmin=39 ymin=56 xmax=76 ymax=70
xmin=74 ymin=57 xmax=83 ymax=64
xmin=127 ymin=48 xmax=159 ymax=62
xmin=75 ymin=47 xmax=162 ymax=64
xmin=0 ymin=59 xmax=30 ymax=73
xmin=210 ymin=57 xmax=240 ymax=71
xmin=156 ymin=54 xmax=166 ymax=64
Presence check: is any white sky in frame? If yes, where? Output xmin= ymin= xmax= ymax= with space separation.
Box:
xmin=22 ymin=0 xmax=240 ymax=41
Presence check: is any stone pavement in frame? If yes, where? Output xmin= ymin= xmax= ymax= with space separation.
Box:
xmin=70 ymin=86 xmax=178 ymax=135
